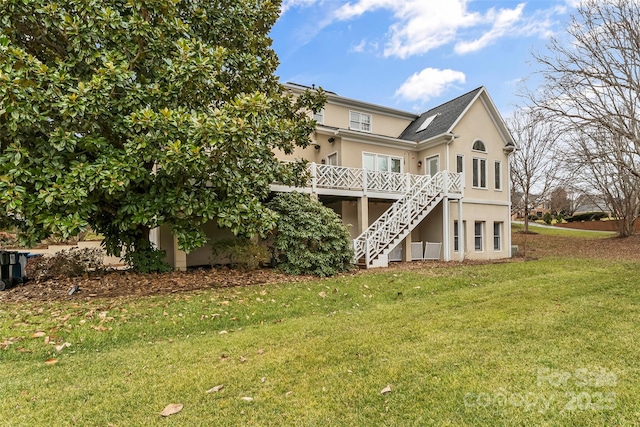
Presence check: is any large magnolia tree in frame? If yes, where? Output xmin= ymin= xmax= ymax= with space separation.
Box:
xmin=0 ymin=0 xmax=324 ymax=263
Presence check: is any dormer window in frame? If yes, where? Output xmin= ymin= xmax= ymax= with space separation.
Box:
xmin=350 ymin=111 xmax=372 ymax=132
xmin=472 ymin=140 xmax=487 ymax=152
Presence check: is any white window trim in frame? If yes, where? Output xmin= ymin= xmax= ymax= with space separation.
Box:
xmin=362 ymin=152 xmax=403 ymax=173
xmin=456 ymin=154 xmax=464 ymax=174
xmin=424 ymin=154 xmax=439 ymax=177
xmin=493 ymin=222 xmax=502 ymax=251
xmin=313 ymin=108 xmax=324 ymax=125
xmin=349 ymin=110 xmax=372 ymax=133
xmin=454 ymin=220 xmax=459 ymax=252
xmin=472 ymin=139 xmax=487 ymax=153
xmin=472 ymin=157 xmax=488 ymax=189
xmin=326 ymin=151 xmax=338 ymax=166
xmin=474 ymin=221 xmax=484 ymax=252
xmin=494 ymin=160 xmax=502 ymax=191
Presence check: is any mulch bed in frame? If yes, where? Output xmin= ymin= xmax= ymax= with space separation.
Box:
xmin=2 ymin=232 xmax=639 ymax=304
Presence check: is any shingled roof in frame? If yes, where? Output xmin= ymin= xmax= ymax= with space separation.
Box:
xmin=399 ymin=87 xmax=484 ymax=142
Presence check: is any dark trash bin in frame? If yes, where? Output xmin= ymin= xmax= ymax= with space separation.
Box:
xmin=0 ymin=250 xmax=30 ymax=290
xmin=0 ymin=250 xmax=11 ymax=290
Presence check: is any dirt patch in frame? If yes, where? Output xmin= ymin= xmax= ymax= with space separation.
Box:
xmin=3 ymin=232 xmax=639 ymax=304
xmin=512 ymin=232 xmax=640 ymax=262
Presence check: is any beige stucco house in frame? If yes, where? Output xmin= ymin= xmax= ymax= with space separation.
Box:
xmin=156 ymin=83 xmax=516 ymax=269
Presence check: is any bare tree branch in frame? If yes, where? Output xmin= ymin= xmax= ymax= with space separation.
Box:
xmin=525 ymin=0 xmax=640 ymax=236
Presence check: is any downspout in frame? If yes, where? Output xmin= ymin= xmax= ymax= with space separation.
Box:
xmin=445 ymin=132 xmax=459 ymax=169
xmin=504 ymin=143 xmax=517 ymax=257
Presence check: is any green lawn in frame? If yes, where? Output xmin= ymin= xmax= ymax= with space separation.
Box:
xmin=512 ymin=222 xmax=617 ymax=238
xmin=1 ymin=248 xmax=639 ymax=425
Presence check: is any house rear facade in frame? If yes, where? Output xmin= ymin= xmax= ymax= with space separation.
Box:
xmin=156 ymin=83 xmax=516 ymax=269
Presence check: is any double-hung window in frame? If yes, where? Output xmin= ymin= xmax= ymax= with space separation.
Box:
xmin=474 ymin=221 xmax=484 ymax=251
xmin=494 ymin=160 xmax=502 ymax=190
xmin=454 ymin=221 xmax=459 ymax=252
xmin=493 ymin=222 xmax=502 ymax=251
xmin=313 ymin=108 xmax=324 ymax=125
xmin=350 ymin=111 xmax=372 ymax=132
xmin=456 ymin=154 xmax=464 ymax=174
xmin=472 ymin=140 xmax=487 ymax=189
xmin=472 ymin=158 xmax=487 ymax=188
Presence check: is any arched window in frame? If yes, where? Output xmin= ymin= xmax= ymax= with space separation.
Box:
xmin=472 ymin=140 xmax=486 ymax=152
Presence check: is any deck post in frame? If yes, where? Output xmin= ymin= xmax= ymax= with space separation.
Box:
xmin=310 ymin=162 xmax=317 ymax=194
xmin=357 ymin=196 xmax=369 ymax=235
xmin=458 ymin=199 xmax=464 ymax=261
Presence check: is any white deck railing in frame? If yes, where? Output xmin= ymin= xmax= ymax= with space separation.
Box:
xmin=303 ymin=163 xmax=463 ymax=196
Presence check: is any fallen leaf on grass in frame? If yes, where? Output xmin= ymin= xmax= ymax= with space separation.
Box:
xmin=239 ymin=356 xmax=247 ymax=363
xmin=44 ymin=358 xmax=58 ymax=365
xmin=13 ymin=322 xmax=30 ymax=328
xmin=380 ymin=385 xmax=392 ymax=395
xmin=241 ymin=396 xmax=253 ymax=402
xmin=257 ymin=349 xmax=264 ymax=355
xmin=160 ymin=403 xmax=183 ymax=417
xmin=55 ymin=342 xmax=71 ymax=352
xmin=31 ymin=332 xmax=46 ymax=338
xmin=206 ymin=385 xmax=224 ymax=393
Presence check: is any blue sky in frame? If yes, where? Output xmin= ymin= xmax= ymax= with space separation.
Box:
xmin=271 ymin=0 xmax=580 ymax=116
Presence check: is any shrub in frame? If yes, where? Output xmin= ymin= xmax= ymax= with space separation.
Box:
xmin=543 ymin=212 xmax=553 ymax=225
xmin=122 ymin=241 xmax=171 ymax=273
xmin=212 ymin=238 xmax=269 ymax=270
xmin=267 ymin=192 xmax=354 ymax=277
xmin=25 ymin=247 xmax=105 ymax=281
xmin=568 ymin=212 xmax=608 ymax=222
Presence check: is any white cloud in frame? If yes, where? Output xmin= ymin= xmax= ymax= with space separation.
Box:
xmin=454 ymin=4 xmax=525 ymax=54
xmin=395 ymin=68 xmax=466 ymax=102
xmin=352 ymin=39 xmax=366 ymax=53
xmin=281 ymin=0 xmax=321 ymax=14
xmin=332 ymin=0 xmax=565 ymax=58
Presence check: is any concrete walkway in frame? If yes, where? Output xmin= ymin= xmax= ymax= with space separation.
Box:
xmin=512 ymin=221 xmax=615 ymax=234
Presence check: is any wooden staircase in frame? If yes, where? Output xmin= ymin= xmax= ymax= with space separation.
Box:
xmin=353 ymin=172 xmax=451 ymax=268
